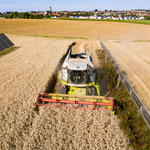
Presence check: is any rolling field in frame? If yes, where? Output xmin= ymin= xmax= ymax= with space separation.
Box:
xmin=0 ymin=19 xmax=150 ymax=40
xmin=1 ymin=19 xmax=150 ymax=149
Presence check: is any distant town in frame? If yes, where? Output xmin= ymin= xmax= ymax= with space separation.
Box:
xmin=1 ymin=7 xmax=150 ymax=20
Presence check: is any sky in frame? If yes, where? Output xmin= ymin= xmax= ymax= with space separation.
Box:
xmin=0 ymin=0 xmax=150 ymax=12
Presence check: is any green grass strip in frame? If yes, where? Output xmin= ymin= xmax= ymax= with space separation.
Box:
xmin=6 ymin=34 xmax=90 ymax=40
xmin=0 ymin=46 xmax=19 ymax=57
xmin=43 ymin=18 xmax=150 ymax=25
xmin=133 ymin=40 xmax=150 ymax=42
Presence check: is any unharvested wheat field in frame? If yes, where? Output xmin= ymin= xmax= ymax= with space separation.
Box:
xmin=1 ymin=19 xmax=150 ymax=40
xmin=0 ymin=35 xmax=132 ymax=149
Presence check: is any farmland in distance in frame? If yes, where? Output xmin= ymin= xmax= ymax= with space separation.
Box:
xmin=0 ymin=19 xmax=150 ymax=149
xmin=0 ymin=19 xmax=150 ymax=40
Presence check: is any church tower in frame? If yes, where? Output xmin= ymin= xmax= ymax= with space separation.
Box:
xmin=49 ymin=7 xmax=52 ymax=13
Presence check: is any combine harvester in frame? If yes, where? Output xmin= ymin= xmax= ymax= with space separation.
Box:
xmin=36 ymin=48 xmax=114 ymax=113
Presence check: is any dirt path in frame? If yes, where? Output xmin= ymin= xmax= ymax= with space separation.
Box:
xmin=71 ymin=39 xmax=100 ymax=69
xmin=103 ymin=41 xmax=150 ymax=112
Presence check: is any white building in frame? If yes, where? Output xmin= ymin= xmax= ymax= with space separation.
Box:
xmin=78 ymin=16 xmax=88 ymax=19
xmin=51 ymin=16 xmax=59 ymax=18
xmin=69 ymin=16 xmax=75 ymax=18
xmin=119 ymin=17 xmax=124 ymax=20
xmin=107 ymin=16 xmax=112 ymax=19
xmin=124 ymin=17 xmax=129 ymax=20
xmin=90 ymin=14 xmax=98 ymax=19
xmin=97 ymin=16 xmax=103 ymax=19
xmin=112 ymin=16 xmax=119 ymax=20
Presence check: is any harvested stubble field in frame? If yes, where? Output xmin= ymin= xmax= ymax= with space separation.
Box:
xmin=0 ymin=35 xmax=132 ymax=150
xmin=1 ymin=19 xmax=150 ymax=149
xmin=103 ymin=41 xmax=150 ymax=113
xmin=1 ymin=19 xmax=150 ymax=40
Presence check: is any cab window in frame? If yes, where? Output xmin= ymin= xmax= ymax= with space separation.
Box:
xmin=69 ymin=70 xmax=86 ymax=84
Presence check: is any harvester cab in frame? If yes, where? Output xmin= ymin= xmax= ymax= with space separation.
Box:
xmin=36 ymin=47 xmax=115 ymax=114
xmin=59 ymin=48 xmax=99 ymax=96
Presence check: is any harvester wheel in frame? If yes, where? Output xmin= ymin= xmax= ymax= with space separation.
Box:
xmin=59 ymin=83 xmax=67 ymax=94
xmin=87 ymin=86 xmax=96 ymax=96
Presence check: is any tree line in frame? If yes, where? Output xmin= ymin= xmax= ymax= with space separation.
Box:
xmin=0 ymin=12 xmax=45 ymax=19
xmin=1 ymin=11 xmax=150 ymax=20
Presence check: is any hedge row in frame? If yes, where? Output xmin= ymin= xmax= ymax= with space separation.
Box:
xmin=96 ymin=50 xmax=150 ymax=150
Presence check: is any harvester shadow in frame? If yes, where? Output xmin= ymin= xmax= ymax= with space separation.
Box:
xmin=44 ymin=72 xmax=58 ymax=93
xmin=44 ymin=42 xmax=76 ymax=93
xmin=113 ymin=99 xmax=127 ymax=115
xmin=99 ymin=68 xmax=110 ymax=96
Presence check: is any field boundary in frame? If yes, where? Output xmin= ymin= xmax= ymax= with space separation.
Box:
xmin=7 ymin=34 xmax=150 ymax=42
xmin=6 ymin=34 xmax=91 ymax=40
xmin=99 ymin=38 xmax=150 ymax=129
xmin=43 ymin=18 xmax=150 ymax=25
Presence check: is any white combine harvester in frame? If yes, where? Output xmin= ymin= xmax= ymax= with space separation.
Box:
xmin=59 ymin=48 xmax=99 ymax=96
xmin=36 ymin=48 xmax=114 ymax=113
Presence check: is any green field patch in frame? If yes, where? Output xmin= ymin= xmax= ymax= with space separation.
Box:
xmin=0 ymin=46 xmax=19 ymax=57
xmin=44 ymin=18 xmax=150 ymax=25
xmin=133 ymin=39 xmax=150 ymax=42
xmin=6 ymin=34 xmax=90 ymax=40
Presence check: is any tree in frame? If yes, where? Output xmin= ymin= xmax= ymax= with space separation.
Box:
xmin=60 ymin=13 xmax=65 ymax=16
xmin=15 ymin=12 xmax=18 ymax=16
xmin=110 ymin=13 xmax=114 ymax=16
xmin=0 ymin=13 xmax=3 ymax=18
xmin=46 ymin=14 xmax=49 ymax=18
xmin=49 ymin=14 xmax=54 ymax=18
xmin=144 ymin=16 xmax=150 ymax=20
xmin=24 ymin=12 xmax=29 ymax=18
xmin=38 ymin=14 xmax=44 ymax=19
xmin=97 ymin=14 xmax=102 ymax=16
xmin=121 ymin=13 xmax=124 ymax=17
xmin=9 ymin=12 xmax=15 ymax=18
xmin=67 ymin=12 xmax=71 ymax=16
xmin=4 ymin=14 xmax=8 ymax=18
xmin=17 ymin=12 xmax=29 ymax=19
xmin=34 ymin=15 xmax=38 ymax=19
xmin=34 ymin=14 xmax=43 ymax=19
xmin=94 ymin=9 xmax=98 ymax=12
xmin=90 ymin=13 xmax=94 ymax=16
xmin=17 ymin=13 xmax=20 ymax=18
xmin=29 ymin=14 xmax=34 ymax=19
